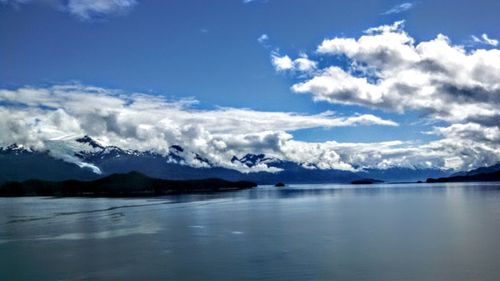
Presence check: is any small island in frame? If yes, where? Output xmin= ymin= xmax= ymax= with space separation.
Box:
xmin=274 ymin=182 xmax=285 ymax=187
xmin=0 ymin=171 xmax=257 ymax=197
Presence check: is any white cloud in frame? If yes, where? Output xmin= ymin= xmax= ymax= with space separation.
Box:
xmin=271 ymin=54 xmax=294 ymax=71
xmin=1 ymin=84 xmax=498 ymax=172
xmin=66 ymin=0 xmax=137 ymax=20
xmin=243 ymin=0 xmax=266 ymax=3
xmin=0 ymin=0 xmax=138 ymax=20
xmin=271 ymin=21 xmax=500 ymax=171
xmin=293 ymin=21 xmax=500 ymax=126
xmin=257 ymin=33 xmax=269 ymax=46
xmin=381 ymin=2 xmax=416 ymax=15
xmin=294 ymin=54 xmax=318 ymax=72
xmin=272 ymin=53 xmax=317 ymax=73
xmin=0 ymin=84 xmax=397 ymax=172
xmin=471 ymin=33 xmax=499 ymax=47
xmin=363 ymin=20 xmax=406 ymax=35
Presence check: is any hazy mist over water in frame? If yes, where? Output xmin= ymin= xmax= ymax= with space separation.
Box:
xmin=1 ymin=182 xmax=500 ymax=281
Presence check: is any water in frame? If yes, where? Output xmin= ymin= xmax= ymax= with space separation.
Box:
xmin=1 ymin=182 xmax=500 ymax=281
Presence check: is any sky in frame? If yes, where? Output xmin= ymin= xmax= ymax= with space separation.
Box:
xmin=1 ymin=0 xmax=499 ymax=172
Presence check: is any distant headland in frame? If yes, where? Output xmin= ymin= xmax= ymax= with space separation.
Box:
xmin=426 ymin=170 xmax=500 ymax=183
xmin=0 ymin=171 xmax=257 ymax=197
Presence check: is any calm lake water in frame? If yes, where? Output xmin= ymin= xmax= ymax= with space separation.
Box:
xmin=1 ymin=182 xmax=500 ymax=281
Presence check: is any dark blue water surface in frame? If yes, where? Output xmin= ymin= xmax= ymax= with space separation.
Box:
xmin=1 ymin=182 xmax=500 ymax=281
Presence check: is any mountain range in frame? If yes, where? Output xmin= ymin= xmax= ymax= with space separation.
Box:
xmin=0 ymin=136 xmax=460 ymax=184
xmin=427 ymin=170 xmax=500 ymax=183
xmin=450 ymin=163 xmax=500 ymax=177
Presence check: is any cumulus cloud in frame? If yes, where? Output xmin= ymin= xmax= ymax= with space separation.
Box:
xmin=0 ymin=0 xmax=138 ymax=20
xmin=340 ymin=139 xmax=498 ymax=171
xmin=272 ymin=54 xmax=294 ymax=71
xmin=293 ymin=21 xmax=500 ymax=125
xmin=0 ymin=84 xmax=397 ymax=172
xmin=272 ymin=21 xmax=500 ymax=170
xmin=1 ymin=84 xmax=497 ymax=172
xmin=381 ymin=2 xmax=416 ymax=15
xmin=272 ymin=53 xmax=317 ymax=73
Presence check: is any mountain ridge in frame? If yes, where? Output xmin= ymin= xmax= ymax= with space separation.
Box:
xmin=0 ymin=136 xmax=452 ymax=184
xmin=0 ymin=171 xmax=257 ymax=197
xmin=426 ymin=170 xmax=500 ymax=183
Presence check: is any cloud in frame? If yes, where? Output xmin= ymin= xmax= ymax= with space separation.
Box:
xmin=257 ymin=33 xmax=269 ymax=46
xmin=271 ymin=21 xmax=500 ymax=170
xmin=317 ymin=137 xmax=499 ymax=171
xmin=271 ymin=54 xmax=294 ymax=71
xmin=363 ymin=20 xmax=406 ymax=35
xmin=0 ymin=84 xmax=397 ymax=172
xmin=66 ymin=0 xmax=137 ymax=20
xmin=272 ymin=53 xmax=317 ymax=73
xmin=471 ymin=33 xmax=499 ymax=47
xmin=293 ymin=21 xmax=500 ymax=126
xmin=243 ymin=0 xmax=268 ymax=3
xmin=381 ymin=2 xmax=416 ymax=15
xmin=1 ymin=84 xmax=498 ymax=172
xmin=0 ymin=0 xmax=30 ymax=5
xmin=0 ymin=0 xmax=138 ymax=20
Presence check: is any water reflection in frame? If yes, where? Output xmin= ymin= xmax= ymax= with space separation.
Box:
xmin=1 ymin=182 xmax=500 ymax=281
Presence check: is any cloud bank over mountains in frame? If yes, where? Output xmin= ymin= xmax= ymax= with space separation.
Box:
xmin=272 ymin=21 xmax=500 ymax=170
xmin=0 ymin=84 xmax=399 ymax=172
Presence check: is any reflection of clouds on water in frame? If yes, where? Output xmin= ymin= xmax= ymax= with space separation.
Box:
xmin=1 ymin=224 xmax=161 ymax=244
xmin=3 ymin=200 xmax=172 ymax=225
xmin=41 ymin=224 xmax=161 ymax=241
xmin=231 ymin=231 xmax=244 ymax=235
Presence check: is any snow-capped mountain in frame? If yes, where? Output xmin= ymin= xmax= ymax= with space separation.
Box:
xmin=0 ymin=143 xmax=99 ymax=183
xmin=231 ymin=153 xmax=280 ymax=168
xmin=0 ymin=136 xmax=452 ymax=184
xmin=74 ymin=135 xmax=208 ymax=165
xmin=0 ymin=144 xmax=33 ymax=154
xmin=451 ymin=163 xmax=500 ymax=177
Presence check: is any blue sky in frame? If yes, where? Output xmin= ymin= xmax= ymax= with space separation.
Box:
xmin=1 ymin=0 xmax=499 ymax=171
